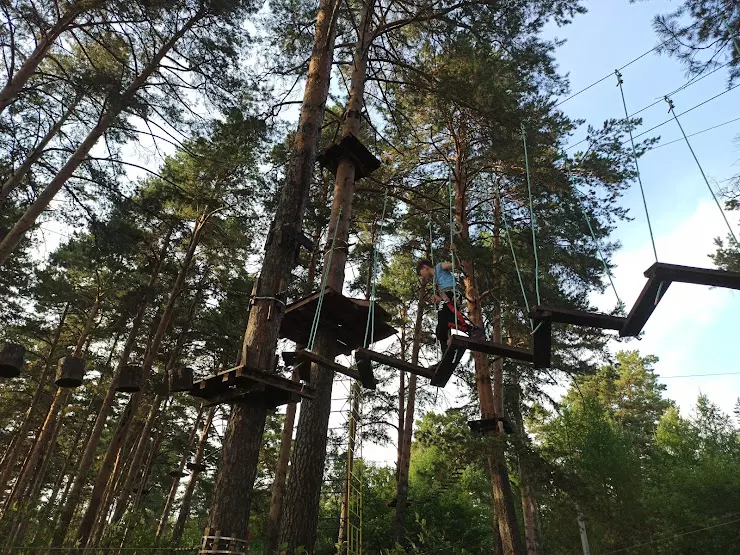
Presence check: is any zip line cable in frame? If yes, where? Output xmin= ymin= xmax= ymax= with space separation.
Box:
xmin=615 ymin=70 xmax=659 ymax=262
xmin=307 ymin=206 xmax=343 ymax=351
xmin=521 ymin=124 xmax=541 ymax=305
xmin=665 ymin=97 xmax=740 ymax=248
xmin=652 ymin=115 xmax=740 ymax=150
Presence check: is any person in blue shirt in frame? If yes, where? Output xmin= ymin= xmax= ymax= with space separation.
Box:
xmin=416 ymin=251 xmax=483 ymax=352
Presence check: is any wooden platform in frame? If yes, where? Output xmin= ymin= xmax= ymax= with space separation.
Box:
xmin=280 ymin=289 xmax=396 ymax=355
xmin=649 ymin=262 xmax=740 ymax=290
xmin=293 ymin=349 xmax=376 ymax=389
xmin=430 ymin=337 xmax=468 ymax=387
xmin=468 ymin=417 xmax=516 ymax=435
xmin=355 ymin=348 xmax=435 ymax=380
xmin=316 ymin=133 xmax=381 ymax=179
xmin=530 ymin=305 xmax=626 ymax=331
xmin=189 ymin=365 xmax=315 ymax=408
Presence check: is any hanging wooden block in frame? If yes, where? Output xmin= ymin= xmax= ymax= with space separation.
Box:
xmin=0 ymin=343 xmax=25 ymax=378
xmin=316 ymin=133 xmax=381 ymax=179
xmin=168 ymin=469 xmax=189 ymax=478
xmin=55 ymin=356 xmax=86 ymax=388
xmin=187 ymin=461 xmax=207 ymax=472
xmin=169 ymin=367 xmax=194 ymax=392
xmin=116 ymin=365 xmax=145 ymax=393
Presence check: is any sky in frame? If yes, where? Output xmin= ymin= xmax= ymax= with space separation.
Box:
xmin=355 ymin=0 xmax=740 ymax=464
xmin=545 ymin=0 xmax=740 ymax=419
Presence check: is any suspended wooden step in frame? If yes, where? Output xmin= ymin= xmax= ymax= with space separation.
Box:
xmin=168 ymin=469 xmax=189 ymax=478
xmin=531 ymin=319 xmax=552 ymax=369
xmin=187 ymin=461 xmax=207 ymax=472
xmin=355 ymin=347 xmax=435 ymax=380
xmin=316 ymin=133 xmax=381 ymax=179
xmin=169 ymin=367 xmax=194 ymax=393
xmin=621 ymin=262 xmax=740 ymax=337
xmin=293 ymin=349 xmax=375 ymax=389
xmin=530 ymin=305 xmax=626 ymax=331
xmin=280 ymin=288 xmax=395 ymax=356
xmin=0 ymin=343 xmax=25 ymax=378
xmin=189 ymin=364 xmax=315 ymax=408
xmin=446 ymin=334 xmax=534 ymax=363
xmin=430 ymin=337 xmax=468 ymax=387
xmin=55 ymin=356 xmax=85 ymax=388
xmin=116 ymin=365 xmax=145 ymax=393
xmin=468 ymin=417 xmax=516 ymax=436
xmin=388 ymin=497 xmax=414 ymax=508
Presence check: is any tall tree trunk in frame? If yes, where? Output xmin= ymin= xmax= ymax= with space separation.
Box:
xmin=155 ymin=404 xmax=205 ymax=544
xmin=0 ymin=8 xmax=207 ymax=264
xmin=172 ymin=407 xmax=216 ymax=545
xmin=0 ymin=94 xmax=81 ymax=206
xmin=0 ymin=304 xmax=68 ymax=500
xmin=451 ymin=125 xmax=522 ymax=555
xmin=76 ymin=219 xmax=203 ymax=548
xmin=576 ymin=504 xmax=591 ymax=555
xmin=394 ymin=285 xmax=426 ymax=543
xmin=0 ymin=4 xmax=85 ymax=114
xmin=281 ymin=3 xmax=372 ymax=551
xmin=5 ymin=296 xmax=100 ymax=513
xmin=111 ymin=286 xmax=199 ymax=525
xmin=51 ymin=227 xmax=171 ymax=548
xmin=203 ymin=0 xmax=339 ymax=546
xmin=265 ymin=371 xmax=299 ymax=555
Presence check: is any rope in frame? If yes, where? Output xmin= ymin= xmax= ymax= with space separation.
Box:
xmin=565 ymin=157 xmax=623 ymax=308
xmin=428 ymin=216 xmax=440 ymax=358
xmin=363 ymin=190 xmax=389 ymax=348
xmin=665 ymin=97 xmax=740 ymax=248
xmin=722 ymin=15 xmax=740 ymax=57
xmin=307 ymin=206 xmax=343 ymax=351
xmin=448 ymin=171 xmax=459 ymax=331
xmin=520 ymin=123 xmax=541 ymax=305
xmin=495 ymin=187 xmax=533 ymax=330
xmin=615 ymin=70 xmax=659 ymax=262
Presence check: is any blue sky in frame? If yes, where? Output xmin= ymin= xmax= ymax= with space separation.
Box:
xmin=544 ymin=0 xmax=740 ymax=417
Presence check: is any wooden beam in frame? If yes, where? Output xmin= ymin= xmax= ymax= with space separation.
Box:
xmin=233 ymin=365 xmax=315 ymax=399
xmin=620 ymin=276 xmax=670 ymax=337
xmin=531 ymin=305 xmax=626 ymax=331
xmin=648 ymin=262 xmax=740 ymax=290
xmin=355 ymin=348 xmax=435 ymax=380
xmin=294 ymin=349 xmax=365 ymax=385
xmin=532 ymin=319 xmax=551 ymax=369
xmin=430 ymin=339 xmax=467 ymax=387
xmin=447 ymin=335 xmax=534 ymax=363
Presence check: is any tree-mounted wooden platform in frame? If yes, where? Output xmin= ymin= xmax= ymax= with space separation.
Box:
xmin=468 ymin=417 xmax=516 ymax=436
xmin=316 ymin=133 xmax=381 ymax=179
xmin=279 ymin=288 xmax=396 ymax=355
xmin=621 ymin=262 xmax=740 ymax=337
xmin=189 ymin=364 xmax=315 ymax=408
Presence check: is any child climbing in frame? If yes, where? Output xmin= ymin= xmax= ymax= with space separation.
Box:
xmin=416 ymin=250 xmax=483 ymax=352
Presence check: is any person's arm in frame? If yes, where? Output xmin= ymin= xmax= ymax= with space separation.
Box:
xmin=439 ymin=262 xmax=453 ymax=271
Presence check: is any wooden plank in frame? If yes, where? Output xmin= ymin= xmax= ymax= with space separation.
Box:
xmin=355 ymin=348 xmax=435 ymax=380
xmin=448 ymin=335 xmax=534 ymax=363
xmin=294 ymin=349 xmax=364 ymax=384
xmin=430 ymin=339 xmax=467 ymax=387
xmin=233 ymin=365 xmax=315 ymax=399
xmin=532 ymin=319 xmax=551 ymax=369
xmin=356 ymin=359 xmax=377 ymax=390
xmin=468 ymin=417 xmax=516 ymax=435
xmin=648 ymin=262 xmax=740 ymax=290
xmin=531 ymin=305 xmax=626 ymax=331
xmin=620 ymin=276 xmax=670 ymax=337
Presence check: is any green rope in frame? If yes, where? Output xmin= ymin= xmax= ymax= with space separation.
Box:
xmin=448 ymin=171 xmax=459 ymax=331
xmin=307 ymin=206 xmax=343 ymax=351
xmin=495 ymin=187 xmax=533 ymax=330
xmin=565 ymin=157 xmax=623 ymax=309
xmin=428 ymin=216 xmax=440 ymax=358
xmin=616 ymin=70 xmax=659 ymax=262
xmin=665 ymin=97 xmax=740 ymax=248
xmin=722 ymin=14 xmax=740 ymax=57
xmin=520 ymin=123 xmax=541 ymax=305
xmin=363 ymin=190 xmax=389 ymax=348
